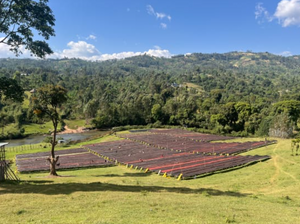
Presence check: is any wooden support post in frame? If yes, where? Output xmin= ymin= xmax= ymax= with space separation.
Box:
xmin=0 ymin=143 xmax=8 ymax=181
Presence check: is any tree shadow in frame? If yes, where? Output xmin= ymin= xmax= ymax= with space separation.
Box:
xmin=0 ymin=180 xmax=250 ymax=198
xmin=92 ymin=172 xmax=152 ymax=178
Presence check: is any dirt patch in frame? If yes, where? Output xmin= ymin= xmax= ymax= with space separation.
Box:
xmin=59 ymin=125 xmax=86 ymax=134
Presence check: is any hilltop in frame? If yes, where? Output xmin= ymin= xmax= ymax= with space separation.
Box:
xmin=1 ymin=51 xmax=300 ymax=139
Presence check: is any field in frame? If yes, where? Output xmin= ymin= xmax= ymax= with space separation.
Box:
xmin=1 ymin=131 xmax=300 ymax=223
xmin=15 ymin=130 xmax=271 ymax=179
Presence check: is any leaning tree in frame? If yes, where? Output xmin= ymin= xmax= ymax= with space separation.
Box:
xmin=32 ymin=85 xmax=68 ymax=176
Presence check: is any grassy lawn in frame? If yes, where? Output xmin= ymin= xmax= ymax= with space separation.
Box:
xmin=1 ymin=136 xmax=300 ymax=224
xmin=22 ymin=121 xmax=60 ymax=135
xmin=20 ymin=119 xmax=91 ymax=136
xmin=64 ymin=119 xmax=92 ymax=129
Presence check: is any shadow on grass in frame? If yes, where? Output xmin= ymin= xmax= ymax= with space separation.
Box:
xmin=92 ymin=172 xmax=152 ymax=178
xmin=0 ymin=180 xmax=250 ymax=197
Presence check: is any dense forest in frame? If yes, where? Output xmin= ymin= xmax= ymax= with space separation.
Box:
xmin=1 ymin=51 xmax=300 ymax=139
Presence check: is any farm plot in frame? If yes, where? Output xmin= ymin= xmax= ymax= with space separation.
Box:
xmin=16 ymin=148 xmax=111 ymax=172
xmin=149 ymin=129 xmax=235 ymax=142
xmin=118 ymin=133 xmax=271 ymax=155
xmin=127 ymin=154 xmax=270 ymax=179
xmin=15 ymin=130 xmax=272 ymax=179
xmin=84 ymin=140 xmax=270 ymax=179
xmin=85 ymin=140 xmax=184 ymax=164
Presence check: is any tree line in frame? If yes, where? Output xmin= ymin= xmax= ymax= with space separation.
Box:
xmin=1 ymin=52 xmax=300 ymax=139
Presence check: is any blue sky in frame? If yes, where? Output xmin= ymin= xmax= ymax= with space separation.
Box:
xmin=1 ymin=0 xmax=300 ymax=60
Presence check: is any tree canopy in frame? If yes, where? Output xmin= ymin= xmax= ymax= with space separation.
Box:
xmin=1 ymin=52 xmax=300 ymax=139
xmin=0 ymin=0 xmax=55 ymax=58
xmin=0 ymin=77 xmax=23 ymax=103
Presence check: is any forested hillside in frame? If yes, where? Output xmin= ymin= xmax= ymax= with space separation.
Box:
xmin=1 ymin=51 xmax=300 ymax=139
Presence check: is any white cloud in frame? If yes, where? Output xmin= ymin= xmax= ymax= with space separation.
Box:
xmin=147 ymin=5 xmax=155 ymax=16
xmin=86 ymin=35 xmax=97 ymax=40
xmin=254 ymin=3 xmax=274 ymax=23
xmin=274 ymin=0 xmax=300 ymax=27
xmin=0 ymin=37 xmax=34 ymax=58
xmin=160 ymin=23 xmax=167 ymax=29
xmin=48 ymin=41 xmax=172 ymax=61
xmin=255 ymin=1 xmax=300 ymax=27
xmin=1 ymin=38 xmax=173 ymax=61
xmin=146 ymin=5 xmax=171 ymax=20
xmin=277 ymin=51 xmax=293 ymax=56
xmin=60 ymin=41 xmax=100 ymax=59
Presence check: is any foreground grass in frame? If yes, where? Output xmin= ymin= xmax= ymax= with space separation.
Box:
xmin=1 ymin=136 xmax=300 ymax=224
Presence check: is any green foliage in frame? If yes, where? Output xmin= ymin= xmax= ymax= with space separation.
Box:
xmin=269 ymin=113 xmax=293 ymax=138
xmin=257 ymin=116 xmax=273 ymax=136
xmin=151 ymin=104 xmax=163 ymax=121
xmin=2 ymin=52 xmax=300 ymax=138
xmin=0 ymin=0 xmax=55 ymax=58
xmin=0 ymin=77 xmax=24 ymax=103
xmin=272 ymin=100 xmax=300 ymax=125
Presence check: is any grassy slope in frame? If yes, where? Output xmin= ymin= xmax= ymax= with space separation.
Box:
xmin=21 ymin=119 xmax=90 ymax=136
xmin=1 ymin=136 xmax=300 ymax=224
xmin=64 ymin=119 xmax=92 ymax=129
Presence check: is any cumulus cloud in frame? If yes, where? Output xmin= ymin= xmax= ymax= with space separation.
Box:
xmin=147 ymin=5 xmax=171 ymax=21
xmin=48 ymin=41 xmax=172 ymax=61
xmin=274 ymin=0 xmax=300 ymax=27
xmin=96 ymin=49 xmax=171 ymax=61
xmin=0 ymin=38 xmax=173 ymax=61
xmin=277 ymin=51 xmax=293 ymax=56
xmin=255 ymin=1 xmax=300 ymax=27
xmin=0 ymin=37 xmax=33 ymax=58
xmin=60 ymin=41 xmax=100 ymax=59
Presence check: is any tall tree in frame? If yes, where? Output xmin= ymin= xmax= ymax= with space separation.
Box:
xmin=0 ymin=0 xmax=55 ymax=58
xmin=0 ymin=77 xmax=23 ymax=103
xmin=33 ymin=85 xmax=68 ymax=176
xmin=0 ymin=77 xmax=23 ymax=138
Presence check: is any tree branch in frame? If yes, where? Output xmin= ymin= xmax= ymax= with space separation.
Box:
xmin=0 ymin=0 xmax=14 ymax=29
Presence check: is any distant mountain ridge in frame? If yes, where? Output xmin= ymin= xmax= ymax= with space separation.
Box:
xmin=1 ymin=51 xmax=300 ymax=76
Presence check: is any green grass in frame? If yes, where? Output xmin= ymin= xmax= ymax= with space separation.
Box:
xmin=22 ymin=121 xmax=62 ymax=135
xmin=20 ymin=119 xmax=91 ymax=136
xmin=22 ymin=91 xmax=31 ymax=109
xmin=64 ymin=119 xmax=92 ymax=129
xmin=1 ymin=136 xmax=300 ymax=224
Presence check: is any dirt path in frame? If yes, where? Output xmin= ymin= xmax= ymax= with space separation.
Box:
xmin=270 ymin=143 xmax=299 ymax=183
xmin=257 ymin=142 xmax=299 ymax=195
xmin=270 ymin=143 xmax=280 ymax=184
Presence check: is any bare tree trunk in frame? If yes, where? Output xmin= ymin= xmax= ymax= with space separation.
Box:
xmin=48 ymin=156 xmax=59 ymax=176
xmin=48 ymin=120 xmax=58 ymax=176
